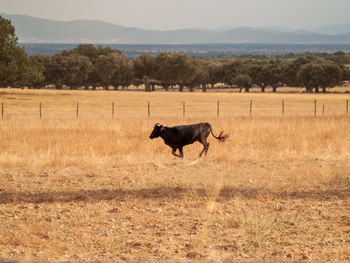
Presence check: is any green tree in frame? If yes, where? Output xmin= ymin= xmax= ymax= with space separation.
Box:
xmin=95 ymin=51 xmax=132 ymax=90
xmin=63 ymin=54 xmax=93 ymax=89
xmin=280 ymin=60 xmax=298 ymax=87
xmin=343 ymin=66 xmax=350 ymax=81
xmin=207 ymin=59 xmax=225 ymax=90
xmin=110 ymin=52 xmax=133 ymax=89
xmin=220 ymin=59 xmax=249 ymax=88
xmin=24 ymin=54 xmax=46 ymax=89
xmin=71 ymin=44 xmax=99 ymax=60
xmin=44 ymin=53 xmax=93 ymax=89
xmin=247 ymin=61 xmax=264 ymax=91
xmin=95 ymin=54 xmax=117 ymax=89
xmin=297 ymin=61 xmax=343 ymax=93
xmin=280 ymin=55 xmax=318 ymax=89
xmin=297 ymin=63 xmax=327 ymax=93
xmin=156 ymin=52 xmax=199 ymax=92
xmin=320 ymin=62 xmax=343 ymax=92
xmin=43 ymin=54 xmax=65 ymax=89
xmin=231 ymin=74 xmax=252 ymax=92
xmin=266 ymin=60 xmax=282 ymax=92
xmin=0 ymin=15 xmax=28 ymax=87
xmin=71 ymin=44 xmax=100 ymax=89
xmin=248 ymin=60 xmax=281 ymax=92
xmin=189 ymin=58 xmax=210 ymax=92
xmin=133 ymin=52 xmax=157 ymax=80
xmin=327 ymin=52 xmax=350 ymax=64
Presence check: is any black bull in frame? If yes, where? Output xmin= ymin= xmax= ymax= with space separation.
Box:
xmin=149 ymin=122 xmax=229 ymax=158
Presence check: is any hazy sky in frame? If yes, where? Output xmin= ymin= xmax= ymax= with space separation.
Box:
xmin=1 ymin=0 xmax=350 ymax=30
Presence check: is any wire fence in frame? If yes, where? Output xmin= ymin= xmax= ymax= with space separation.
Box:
xmin=1 ymin=99 xmax=350 ymax=120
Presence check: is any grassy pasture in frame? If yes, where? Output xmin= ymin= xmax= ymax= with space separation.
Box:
xmin=1 ymin=88 xmax=350 ymax=119
xmin=0 ymin=89 xmax=349 ymax=262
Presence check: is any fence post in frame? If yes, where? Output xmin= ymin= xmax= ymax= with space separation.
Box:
xmin=76 ymin=102 xmax=79 ymax=119
xmin=250 ymin=100 xmax=253 ymax=117
xmin=40 ymin=103 xmax=42 ymax=119
xmin=112 ymin=101 xmax=114 ymax=119
xmin=148 ymin=101 xmax=150 ymax=117
xmin=322 ymin=104 xmax=325 ymax=116
xmin=314 ymin=99 xmax=317 ymax=116
xmin=346 ymin=99 xmax=349 ymax=115
xmin=217 ymin=100 xmax=220 ymax=117
xmin=1 ymin=102 xmax=3 ymax=120
xmin=183 ymin=101 xmax=185 ymax=117
xmin=282 ymin=99 xmax=284 ymax=116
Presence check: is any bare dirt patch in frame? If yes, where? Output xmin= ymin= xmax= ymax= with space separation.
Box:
xmin=0 ymin=160 xmax=349 ymax=262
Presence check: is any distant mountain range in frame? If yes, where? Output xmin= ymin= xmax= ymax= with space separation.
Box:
xmin=314 ymin=24 xmax=350 ymax=35
xmin=2 ymin=13 xmax=350 ymax=44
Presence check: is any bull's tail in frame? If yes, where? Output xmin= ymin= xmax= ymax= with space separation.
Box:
xmin=209 ymin=124 xmax=229 ymax=142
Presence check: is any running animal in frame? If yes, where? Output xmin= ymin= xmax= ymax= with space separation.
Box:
xmin=149 ymin=122 xmax=229 ymax=158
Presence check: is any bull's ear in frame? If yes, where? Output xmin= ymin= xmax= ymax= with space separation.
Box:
xmin=160 ymin=126 xmax=165 ymax=132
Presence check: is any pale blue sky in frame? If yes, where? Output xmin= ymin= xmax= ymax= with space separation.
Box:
xmin=1 ymin=0 xmax=349 ymax=30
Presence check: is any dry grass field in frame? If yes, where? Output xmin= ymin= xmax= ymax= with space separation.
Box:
xmin=0 ymin=88 xmax=350 ymax=262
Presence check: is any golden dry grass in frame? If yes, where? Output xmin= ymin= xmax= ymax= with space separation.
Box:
xmin=1 ymin=87 xmax=350 ymax=119
xmin=0 ymin=88 xmax=349 ymax=262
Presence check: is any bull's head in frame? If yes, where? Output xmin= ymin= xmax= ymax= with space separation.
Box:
xmin=149 ymin=123 xmax=163 ymax=139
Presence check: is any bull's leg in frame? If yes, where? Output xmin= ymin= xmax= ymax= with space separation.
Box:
xmin=179 ymin=147 xmax=184 ymax=158
xmin=172 ymin=148 xmax=182 ymax=158
xmin=199 ymin=144 xmax=207 ymax=157
xmin=205 ymin=142 xmax=210 ymax=155
xmin=199 ymin=133 xmax=210 ymax=158
xmin=172 ymin=148 xmax=177 ymax=156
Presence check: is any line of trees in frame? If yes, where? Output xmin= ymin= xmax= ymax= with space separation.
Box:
xmin=1 ymin=15 xmax=350 ymax=93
